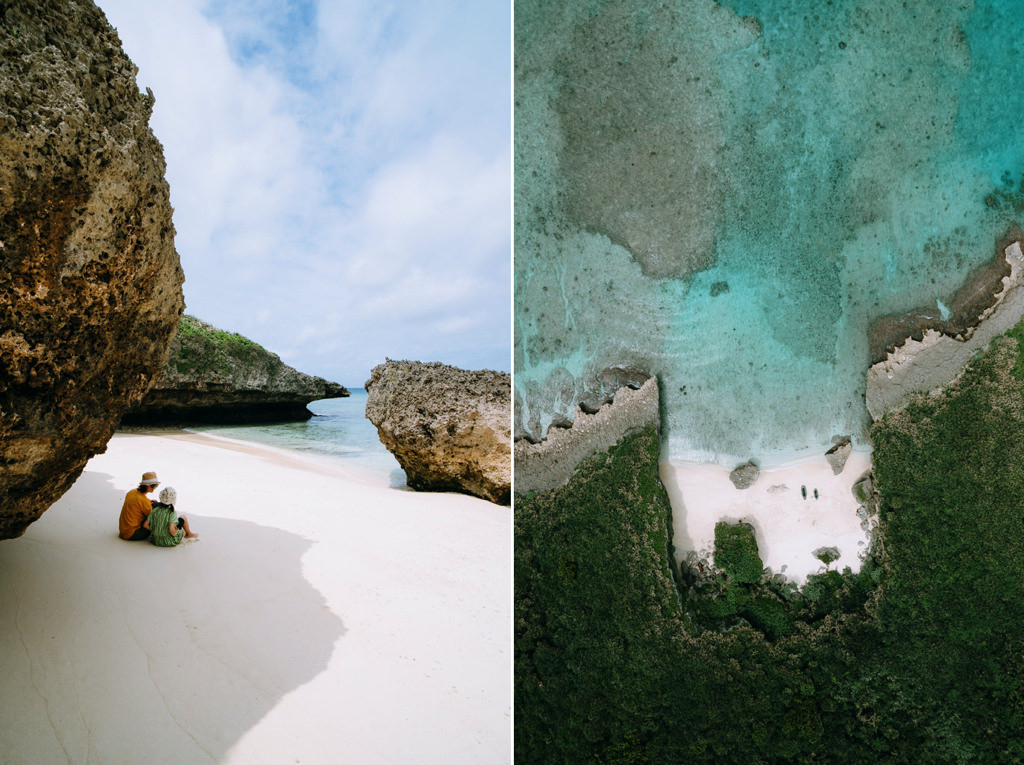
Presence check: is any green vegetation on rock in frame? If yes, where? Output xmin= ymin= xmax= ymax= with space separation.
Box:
xmin=516 ymin=318 xmax=1024 ymax=762
xmin=171 ymin=315 xmax=281 ymax=378
xmin=714 ymin=521 xmax=763 ymax=583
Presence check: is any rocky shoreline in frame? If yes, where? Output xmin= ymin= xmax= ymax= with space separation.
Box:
xmin=514 ymin=376 xmax=660 ymax=495
xmin=867 ymin=233 xmax=1019 ymax=364
xmin=866 ymin=240 xmax=1024 ymax=420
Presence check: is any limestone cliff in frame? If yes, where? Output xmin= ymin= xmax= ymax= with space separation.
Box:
xmin=866 ymin=240 xmax=1024 ymax=420
xmin=365 ymin=360 xmax=510 ymax=505
xmin=0 ymin=0 xmax=184 ymax=538
xmin=123 ymin=316 xmax=349 ymax=424
xmin=514 ymin=376 xmax=660 ymax=496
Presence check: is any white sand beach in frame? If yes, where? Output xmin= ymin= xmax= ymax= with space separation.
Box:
xmin=660 ymin=450 xmax=874 ymax=584
xmin=0 ymin=432 xmax=511 ymax=764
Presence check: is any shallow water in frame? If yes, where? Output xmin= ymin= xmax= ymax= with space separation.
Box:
xmin=515 ymin=0 xmax=1024 ymax=465
xmin=188 ymin=389 xmax=406 ymax=486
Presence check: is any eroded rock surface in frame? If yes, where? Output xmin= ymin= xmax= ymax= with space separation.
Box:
xmin=868 ymin=229 xmax=1022 ymax=364
xmin=866 ymin=240 xmax=1024 ymax=420
xmin=365 ymin=360 xmax=510 ymax=505
xmin=0 ymin=0 xmax=184 ymax=538
xmin=728 ymin=460 xmax=759 ymax=490
xmin=514 ymin=376 xmax=660 ymax=496
xmin=123 ymin=316 xmax=348 ymax=424
xmin=825 ymin=436 xmax=852 ymax=475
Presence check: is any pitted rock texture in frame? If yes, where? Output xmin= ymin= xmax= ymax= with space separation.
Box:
xmin=824 ymin=436 xmax=853 ymax=475
xmin=365 ymin=360 xmax=510 ymax=505
xmin=0 ymin=0 xmax=184 ymax=538
xmin=866 ymin=241 xmax=1024 ymax=420
xmin=514 ymin=376 xmax=660 ymax=496
xmin=728 ymin=460 xmax=759 ymax=490
xmin=123 ymin=316 xmax=349 ymax=424
xmin=867 ymin=230 xmax=1021 ymax=365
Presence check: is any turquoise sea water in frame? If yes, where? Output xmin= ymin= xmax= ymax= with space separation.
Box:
xmin=515 ymin=0 xmax=1024 ymax=465
xmin=188 ymin=390 xmax=406 ymax=487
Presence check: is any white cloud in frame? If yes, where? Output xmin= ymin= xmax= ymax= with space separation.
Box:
xmin=97 ymin=0 xmax=510 ymax=385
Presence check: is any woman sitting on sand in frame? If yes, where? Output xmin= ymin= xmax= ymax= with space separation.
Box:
xmin=148 ymin=486 xmax=198 ymax=547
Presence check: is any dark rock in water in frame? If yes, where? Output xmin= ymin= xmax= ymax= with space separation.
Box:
xmin=365 ymin=359 xmax=510 ymax=505
xmin=824 ymin=436 xmax=853 ymax=475
xmin=123 ymin=316 xmax=349 ymax=424
xmin=729 ymin=460 xmax=760 ymax=490
xmin=868 ymin=245 xmax=1013 ymax=364
xmin=0 ymin=0 xmax=184 ymax=539
xmin=579 ymin=365 xmax=650 ymax=414
xmin=710 ymin=281 xmax=730 ymax=297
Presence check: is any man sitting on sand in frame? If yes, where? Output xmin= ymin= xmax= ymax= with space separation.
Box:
xmin=118 ymin=471 xmax=160 ymax=541
xmin=148 ymin=486 xmax=198 ymax=546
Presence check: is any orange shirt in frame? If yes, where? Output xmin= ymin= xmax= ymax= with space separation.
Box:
xmin=118 ymin=488 xmax=153 ymax=539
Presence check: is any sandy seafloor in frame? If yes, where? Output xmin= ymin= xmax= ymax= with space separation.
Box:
xmin=0 ymin=430 xmax=511 ymax=764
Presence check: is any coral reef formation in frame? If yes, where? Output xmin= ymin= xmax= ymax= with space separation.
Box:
xmin=516 ymin=0 xmax=1024 ymax=461
xmin=365 ymin=360 xmax=510 ymax=505
xmin=123 ymin=316 xmax=348 ymax=424
xmin=0 ymin=0 xmax=184 ymax=538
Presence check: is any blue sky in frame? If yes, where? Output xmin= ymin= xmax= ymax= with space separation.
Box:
xmin=98 ymin=0 xmax=510 ymax=386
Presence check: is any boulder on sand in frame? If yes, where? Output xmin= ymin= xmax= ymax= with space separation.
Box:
xmin=365 ymin=360 xmax=510 ymax=505
xmin=825 ymin=436 xmax=853 ymax=475
xmin=0 ymin=0 xmax=184 ymax=538
xmin=729 ymin=460 xmax=760 ymax=490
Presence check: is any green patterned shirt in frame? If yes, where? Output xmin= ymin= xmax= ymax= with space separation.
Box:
xmin=148 ymin=502 xmax=184 ymax=547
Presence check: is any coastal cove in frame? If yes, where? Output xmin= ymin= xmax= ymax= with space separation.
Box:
xmin=0 ymin=2 xmax=512 ymax=762
xmin=515 ymin=320 xmax=1024 ymax=760
xmin=0 ymin=429 xmax=511 ymax=763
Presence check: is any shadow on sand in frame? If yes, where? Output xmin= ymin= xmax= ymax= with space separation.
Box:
xmin=0 ymin=467 xmax=344 ymax=764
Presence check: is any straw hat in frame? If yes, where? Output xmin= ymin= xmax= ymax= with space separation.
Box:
xmin=140 ymin=471 xmax=160 ymax=486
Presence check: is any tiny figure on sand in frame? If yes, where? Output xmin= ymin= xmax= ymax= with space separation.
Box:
xmin=117 ymin=471 xmax=198 ymax=545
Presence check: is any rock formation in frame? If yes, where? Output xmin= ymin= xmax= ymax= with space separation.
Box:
xmin=514 ymin=376 xmax=659 ymax=496
xmin=123 ymin=316 xmax=348 ymax=424
xmin=728 ymin=460 xmax=760 ymax=490
xmin=579 ymin=365 xmax=650 ymax=414
xmin=868 ymin=228 xmax=1021 ymax=365
xmin=866 ymin=240 xmax=1024 ymax=420
xmin=851 ymin=470 xmax=874 ymax=505
xmin=365 ymin=360 xmax=510 ymax=505
xmin=824 ymin=436 xmax=852 ymax=475
xmin=0 ymin=1 xmax=184 ymax=539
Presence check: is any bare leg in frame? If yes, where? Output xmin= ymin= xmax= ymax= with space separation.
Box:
xmin=180 ymin=515 xmax=198 ymax=538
